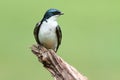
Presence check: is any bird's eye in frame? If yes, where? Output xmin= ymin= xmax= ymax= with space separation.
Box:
xmin=53 ymin=11 xmax=60 ymax=15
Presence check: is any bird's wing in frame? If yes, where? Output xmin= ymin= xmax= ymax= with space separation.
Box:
xmin=33 ymin=22 xmax=41 ymax=44
xmin=56 ymin=25 xmax=62 ymax=52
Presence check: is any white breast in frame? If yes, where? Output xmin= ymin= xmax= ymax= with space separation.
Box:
xmin=38 ymin=20 xmax=58 ymax=50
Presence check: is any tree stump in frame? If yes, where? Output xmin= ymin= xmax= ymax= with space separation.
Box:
xmin=31 ymin=44 xmax=88 ymax=80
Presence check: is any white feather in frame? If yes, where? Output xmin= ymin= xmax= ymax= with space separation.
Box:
xmin=38 ymin=15 xmax=59 ymax=50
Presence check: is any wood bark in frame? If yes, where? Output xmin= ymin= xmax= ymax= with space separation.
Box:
xmin=31 ymin=44 xmax=88 ymax=80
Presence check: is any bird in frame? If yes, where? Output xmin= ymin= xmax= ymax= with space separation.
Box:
xmin=34 ymin=8 xmax=63 ymax=52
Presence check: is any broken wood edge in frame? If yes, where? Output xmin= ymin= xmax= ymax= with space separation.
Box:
xmin=31 ymin=44 xmax=88 ymax=80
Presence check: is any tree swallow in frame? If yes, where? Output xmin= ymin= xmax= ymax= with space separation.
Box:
xmin=34 ymin=8 xmax=63 ymax=52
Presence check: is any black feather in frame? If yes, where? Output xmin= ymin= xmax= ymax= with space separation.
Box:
xmin=56 ymin=25 xmax=62 ymax=52
xmin=33 ymin=22 xmax=41 ymax=44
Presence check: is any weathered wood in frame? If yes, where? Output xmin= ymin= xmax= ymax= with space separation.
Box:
xmin=31 ymin=45 xmax=88 ymax=80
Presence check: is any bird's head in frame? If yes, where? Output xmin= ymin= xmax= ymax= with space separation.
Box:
xmin=43 ymin=8 xmax=64 ymax=21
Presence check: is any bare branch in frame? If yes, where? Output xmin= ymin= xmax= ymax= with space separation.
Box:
xmin=31 ymin=44 xmax=88 ymax=80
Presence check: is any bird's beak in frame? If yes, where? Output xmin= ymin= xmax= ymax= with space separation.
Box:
xmin=60 ymin=12 xmax=64 ymax=15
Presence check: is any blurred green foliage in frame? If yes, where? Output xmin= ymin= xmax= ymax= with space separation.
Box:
xmin=0 ymin=0 xmax=120 ymax=80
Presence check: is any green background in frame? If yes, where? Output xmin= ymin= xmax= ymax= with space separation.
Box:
xmin=0 ymin=0 xmax=120 ymax=80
